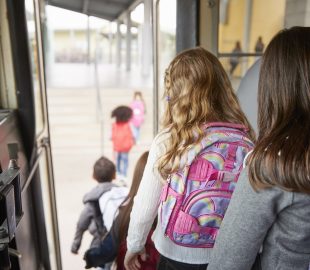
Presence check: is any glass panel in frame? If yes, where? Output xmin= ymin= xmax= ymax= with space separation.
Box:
xmin=218 ymin=0 xmax=286 ymax=90
xmin=219 ymin=0 xmax=245 ymax=54
xmin=25 ymin=0 xmax=44 ymax=135
xmin=157 ymin=0 xmax=176 ymax=127
xmin=219 ymin=0 xmax=286 ymax=54
xmin=0 ymin=1 xmax=18 ymax=108
xmin=219 ymin=56 xmax=259 ymax=91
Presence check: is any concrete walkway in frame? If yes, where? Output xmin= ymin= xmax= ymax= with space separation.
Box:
xmin=47 ymin=63 xmax=154 ymax=270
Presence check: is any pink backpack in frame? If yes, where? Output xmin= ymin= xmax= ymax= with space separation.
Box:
xmin=160 ymin=122 xmax=253 ymax=248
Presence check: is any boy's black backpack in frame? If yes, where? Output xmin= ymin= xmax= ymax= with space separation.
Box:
xmin=83 ymin=231 xmax=117 ymax=269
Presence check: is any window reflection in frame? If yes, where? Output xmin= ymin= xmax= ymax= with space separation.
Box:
xmin=218 ymin=0 xmax=286 ymax=90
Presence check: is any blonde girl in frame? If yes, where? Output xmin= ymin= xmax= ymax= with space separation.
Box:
xmin=124 ymin=47 xmax=254 ymax=270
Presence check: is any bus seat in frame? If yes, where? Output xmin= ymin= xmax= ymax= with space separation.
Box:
xmin=237 ymin=59 xmax=261 ymax=133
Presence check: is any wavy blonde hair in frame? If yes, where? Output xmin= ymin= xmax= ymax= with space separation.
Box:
xmin=158 ymin=47 xmax=255 ymax=179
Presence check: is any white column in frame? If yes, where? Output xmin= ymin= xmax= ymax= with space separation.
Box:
xmin=116 ymin=20 xmax=122 ymax=68
xmin=141 ymin=0 xmax=152 ymax=77
xmin=108 ymin=22 xmax=113 ymax=64
xmin=126 ymin=11 xmax=132 ymax=71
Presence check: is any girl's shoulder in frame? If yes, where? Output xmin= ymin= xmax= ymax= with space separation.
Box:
xmin=238 ymin=169 xmax=294 ymax=209
xmin=148 ymin=130 xmax=170 ymax=157
xmin=153 ymin=129 xmax=170 ymax=144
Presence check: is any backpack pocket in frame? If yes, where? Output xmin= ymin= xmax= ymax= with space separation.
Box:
xmin=160 ymin=184 xmax=183 ymax=236
xmin=161 ymin=195 xmax=177 ymax=233
xmin=171 ymin=189 xmax=232 ymax=247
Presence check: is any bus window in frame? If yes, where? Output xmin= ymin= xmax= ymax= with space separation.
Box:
xmin=0 ymin=1 xmax=17 ymax=109
xmin=218 ymin=0 xmax=286 ymax=90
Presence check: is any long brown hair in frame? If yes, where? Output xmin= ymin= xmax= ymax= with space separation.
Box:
xmin=118 ymin=151 xmax=149 ymax=242
xmin=158 ymin=47 xmax=255 ymax=179
xmin=248 ymin=27 xmax=310 ymax=194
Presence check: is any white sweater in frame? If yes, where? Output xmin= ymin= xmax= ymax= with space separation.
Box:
xmin=127 ymin=132 xmax=212 ymax=264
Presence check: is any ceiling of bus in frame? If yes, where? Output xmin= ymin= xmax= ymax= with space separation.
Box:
xmin=47 ymin=0 xmax=136 ymax=21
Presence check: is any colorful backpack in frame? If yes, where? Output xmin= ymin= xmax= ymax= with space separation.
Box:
xmin=160 ymin=122 xmax=254 ymax=248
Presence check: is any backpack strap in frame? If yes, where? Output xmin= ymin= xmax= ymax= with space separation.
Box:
xmin=243 ymin=149 xmax=253 ymax=168
xmin=224 ymin=144 xmax=238 ymax=171
xmin=204 ymin=122 xmax=249 ymax=132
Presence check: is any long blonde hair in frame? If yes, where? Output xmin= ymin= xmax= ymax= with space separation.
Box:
xmin=158 ymin=47 xmax=255 ymax=179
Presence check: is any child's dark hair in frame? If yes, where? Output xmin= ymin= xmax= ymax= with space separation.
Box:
xmin=111 ymin=106 xmax=133 ymax=123
xmin=93 ymin=157 xmax=116 ymax=182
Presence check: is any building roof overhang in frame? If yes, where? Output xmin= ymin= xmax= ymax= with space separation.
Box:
xmin=47 ymin=0 xmax=139 ymax=21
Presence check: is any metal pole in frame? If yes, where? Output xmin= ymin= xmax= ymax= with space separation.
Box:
xmin=108 ymin=22 xmax=113 ymax=64
xmin=87 ymin=16 xmax=91 ymax=64
xmin=142 ymin=0 xmax=152 ymax=77
xmin=126 ymin=11 xmax=132 ymax=71
xmin=94 ymin=31 xmax=104 ymax=154
xmin=116 ymin=20 xmax=121 ymax=68
xmin=153 ymin=0 xmax=159 ymax=136
xmin=242 ymin=0 xmax=253 ymax=74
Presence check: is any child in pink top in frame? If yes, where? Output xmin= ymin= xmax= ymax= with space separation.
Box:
xmin=130 ymin=91 xmax=145 ymax=142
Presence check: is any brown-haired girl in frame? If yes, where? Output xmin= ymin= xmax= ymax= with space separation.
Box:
xmin=124 ymin=47 xmax=254 ymax=270
xmin=115 ymin=151 xmax=159 ymax=270
xmin=208 ymin=27 xmax=310 ymax=270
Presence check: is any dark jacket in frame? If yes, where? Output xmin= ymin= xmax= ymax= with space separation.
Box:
xmin=71 ymin=182 xmax=116 ymax=253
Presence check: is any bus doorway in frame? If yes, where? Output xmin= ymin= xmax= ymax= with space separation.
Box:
xmin=44 ymin=3 xmax=154 ymax=269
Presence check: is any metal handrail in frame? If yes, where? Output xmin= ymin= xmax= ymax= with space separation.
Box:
xmin=21 ymin=147 xmax=45 ymax=193
xmin=94 ymin=31 xmax=105 ymax=154
xmin=218 ymin=52 xmax=263 ymax=58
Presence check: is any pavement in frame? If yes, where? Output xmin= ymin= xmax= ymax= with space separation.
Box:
xmin=47 ymin=62 xmax=153 ymax=270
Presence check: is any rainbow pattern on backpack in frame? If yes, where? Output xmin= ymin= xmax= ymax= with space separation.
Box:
xmin=160 ymin=122 xmax=254 ymax=248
